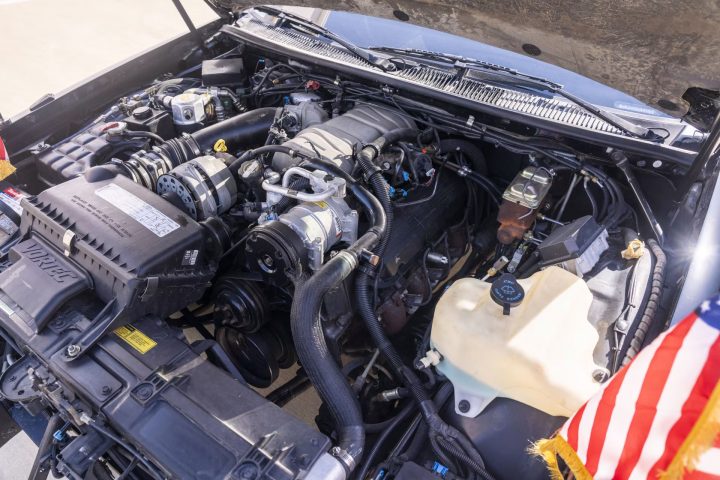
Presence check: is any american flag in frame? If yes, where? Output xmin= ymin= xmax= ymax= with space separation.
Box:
xmin=536 ymin=295 xmax=720 ymax=479
xmin=0 ymin=136 xmax=15 ymax=180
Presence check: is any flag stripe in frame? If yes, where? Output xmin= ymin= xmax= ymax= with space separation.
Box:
xmin=646 ymin=331 xmax=720 ymax=477
xmin=576 ymin=388 xmax=602 ymax=464
xmin=565 ymin=402 xmax=586 ymax=449
xmin=628 ymin=320 xmax=720 ymax=479
xmin=612 ymin=315 xmax=697 ymax=478
xmin=590 ymin=325 xmax=671 ymax=479
xmin=583 ymin=363 xmax=630 ymax=475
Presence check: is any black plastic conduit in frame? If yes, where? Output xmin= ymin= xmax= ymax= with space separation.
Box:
xmin=622 ymin=238 xmax=666 ymax=366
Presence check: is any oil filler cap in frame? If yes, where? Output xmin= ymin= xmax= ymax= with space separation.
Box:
xmin=490 ymin=273 xmax=525 ymax=315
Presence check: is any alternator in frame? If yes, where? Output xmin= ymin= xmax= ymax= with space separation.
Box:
xmin=156 ymin=155 xmax=237 ymax=220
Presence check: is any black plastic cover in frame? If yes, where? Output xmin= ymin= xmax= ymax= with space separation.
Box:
xmin=1 ymin=310 xmax=331 ymax=479
xmin=444 ymin=397 xmax=565 ymax=480
xmin=538 ymin=215 xmax=604 ymax=265
xmin=202 ymin=58 xmax=246 ymax=86
xmin=379 ymin=172 xmax=466 ymax=284
xmin=0 ymin=237 xmax=91 ymax=330
xmin=124 ymin=107 xmax=175 ymax=140
xmin=36 ymin=124 xmax=113 ymax=185
xmin=0 ymin=166 xmax=216 ymax=335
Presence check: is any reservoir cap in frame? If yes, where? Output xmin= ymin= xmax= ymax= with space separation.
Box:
xmin=490 ymin=273 xmax=525 ymax=315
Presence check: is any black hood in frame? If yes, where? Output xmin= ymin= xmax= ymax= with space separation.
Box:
xmin=210 ymin=1 xmax=720 ymax=130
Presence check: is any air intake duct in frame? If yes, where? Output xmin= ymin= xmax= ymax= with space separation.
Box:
xmin=113 ymin=107 xmax=277 ymax=190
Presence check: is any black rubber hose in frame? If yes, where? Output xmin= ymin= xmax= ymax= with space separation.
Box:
xmin=395 ymin=382 xmax=453 ymax=461
xmin=121 ymin=130 xmax=165 ymax=145
xmin=28 ymin=413 xmax=62 ymax=480
xmin=583 ymin=178 xmax=599 ymax=218
xmin=266 ymin=370 xmax=311 ymax=406
xmin=191 ymin=107 xmax=277 ymax=153
xmin=289 ymin=177 xmax=387 ymax=474
xmin=622 ymin=238 xmax=666 ymax=365
xmin=291 ymin=249 xmax=367 ymax=474
xmin=612 ymin=150 xmax=665 ymax=245
xmin=435 ymin=436 xmax=494 ymax=480
xmin=273 ymin=177 xmax=310 ymax=213
xmin=354 ymin=401 xmax=416 ymax=480
xmin=438 ymin=138 xmax=488 ymax=175
xmin=366 ymin=127 xmax=418 ymax=154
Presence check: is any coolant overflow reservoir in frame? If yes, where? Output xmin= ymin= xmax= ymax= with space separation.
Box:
xmin=431 ymin=266 xmax=603 ymax=418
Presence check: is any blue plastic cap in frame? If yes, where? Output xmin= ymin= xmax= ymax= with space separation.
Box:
xmin=432 ymin=461 xmax=449 ymax=477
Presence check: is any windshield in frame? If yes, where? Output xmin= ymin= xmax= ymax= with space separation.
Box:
xmin=321 ymin=11 xmax=668 ymax=118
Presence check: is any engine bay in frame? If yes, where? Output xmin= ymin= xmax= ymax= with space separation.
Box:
xmin=0 ymin=18 xmax=680 ymax=480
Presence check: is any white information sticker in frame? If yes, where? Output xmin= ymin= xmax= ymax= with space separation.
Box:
xmin=95 ymin=183 xmax=180 ymax=237
xmin=0 ymin=187 xmax=25 ymax=215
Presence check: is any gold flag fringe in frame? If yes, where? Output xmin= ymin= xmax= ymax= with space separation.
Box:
xmin=659 ymin=381 xmax=720 ymax=479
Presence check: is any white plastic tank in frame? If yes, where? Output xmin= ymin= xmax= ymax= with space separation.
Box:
xmin=431 ymin=266 xmax=604 ymax=417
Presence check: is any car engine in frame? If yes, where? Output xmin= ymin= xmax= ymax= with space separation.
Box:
xmin=0 ymin=34 xmax=669 ymax=480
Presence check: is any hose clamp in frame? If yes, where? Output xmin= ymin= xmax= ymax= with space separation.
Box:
xmin=330 ymin=447 xmax=356 ymax=471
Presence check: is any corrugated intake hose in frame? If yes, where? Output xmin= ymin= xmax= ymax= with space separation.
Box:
xmin=622 ymin=238 xmax=666 ymax=366
xmin=114 ymin=108 xmax=277 ymax=190
xmin=289 ymin=156 xmax=388 ymax=474
xmin=354 ymin=131 xmax=494 ymax=480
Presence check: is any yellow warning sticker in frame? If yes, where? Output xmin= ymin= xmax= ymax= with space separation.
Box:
xmin=114 ymin=325 xmax=157 ymax=354
xmin=313 ymin=201 xmax=329 ymax=209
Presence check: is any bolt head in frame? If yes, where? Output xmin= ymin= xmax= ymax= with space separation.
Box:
xmin=66 ymin=344 xmax=81 ymax=357
xmin=458 ymin=399 xmax=471 ymax=413
xmin=593 ymin=368 xmax=610 ymax=383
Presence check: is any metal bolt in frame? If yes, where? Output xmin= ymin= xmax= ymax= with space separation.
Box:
xmin=458 ymin=399 xmax=471 ymax=413
xmin=134 ymin=383 xmax=153 ymax=401
xmin=235 ymin=462 xmax=259 ymax=480
xmin=66 ymin=344 xmax=81 ymax=357
xmin=593 ymin=368 xmax=610 ymax=383
xmin=101 ymin=386 xmax=111 ymax=396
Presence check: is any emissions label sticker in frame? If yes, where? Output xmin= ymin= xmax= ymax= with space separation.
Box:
xmin=0 ymin=187 xmax=24 ymax=215
xmin=95 ymin=183 xmax=180 ymax=237
xmin=114 ymin=325 xmax=157 ymax=354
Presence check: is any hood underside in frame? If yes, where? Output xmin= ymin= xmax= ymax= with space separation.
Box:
xmin=212 ymin=1 xmax=720 ymax=130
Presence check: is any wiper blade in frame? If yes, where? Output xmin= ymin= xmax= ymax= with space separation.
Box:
xmin=369 ymin=47 xmax=660 ymax=141
xmin=254 ymin=6 xmax=390 ymax=72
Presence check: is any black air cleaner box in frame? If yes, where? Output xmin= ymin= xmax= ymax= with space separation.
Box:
xmin=1 ymin=166 xmax=216 ymax=333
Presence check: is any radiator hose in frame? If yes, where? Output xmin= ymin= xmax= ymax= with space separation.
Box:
xmin=281 ymin=153 xmax=387 ymax=474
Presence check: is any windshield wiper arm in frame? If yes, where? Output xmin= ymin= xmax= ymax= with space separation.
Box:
xmin=369 ymin=47 xmax=660 ymax=140
xmin=255 ymin=6 xmax=390 ymax=72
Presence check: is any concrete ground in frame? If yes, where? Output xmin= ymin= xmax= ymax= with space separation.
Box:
xmin=0 ymin=0 xmax=219 ymax=119
xmin=0 ymin=1 xmax=322 ymax=478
